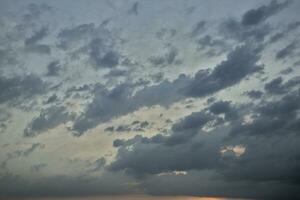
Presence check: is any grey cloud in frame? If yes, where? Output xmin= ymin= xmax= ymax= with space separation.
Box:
xmin=244 ymin=90 xmax=263 ymax=99
xmin=57 ymin=23 xmax=96 ymax=50
xmin=0 ymin=171 xmax=135 ymax=197
xmin=287 ymin=21 xmax=300 ymax=31
xmin=23 ymin=143 xmax=43 ymax=157
xmin=230 ymin=89 xmax=300 ymax=137
xmin=197 ymin=35 xmax=229 ymax=56
xmin=0 ymin=49 xmax=18 ymax=69
xmin=104 ymin=120 xmax=150 ymax=133
xmin=149 ymin=47 xmax=179 ymax=67
xmin=24 ymin=106 xmax=74 ymax=137
xmin=57 ymin=23 xmax=122 ymax=69
xmin=276 ymin=42 xmax=297 ymax=60
xmin=72 ymin=76 xmax=189 ymax=135
xmin=30 ymin=163 xmax=47 ymax=173
xmin=104 ymin=68 xmax=129 ymax=79
xmin=46 ymin=60 xmax=61 ymax=76
xmin=128 ymin=2 xmax=139 ymax=16
xmin=24 ymin=27 xmax=51 ymax=55
xmin=269 ymin=32 xmax=285 ymax=43
xmin=88 ymin=157 xmax=106 ymax=172
xmin=156 ymin=28 xmax=177 ymax=40
xmin=0 ymin=74 xmax=47 ymax=104
xmin=72 ymin=45 xmax=262 ymax=135
xmin=280 ymin=67 xmax=293 ymax=75
xmin=89 ymin=39 xmax=120 ymax=69
xmin=25 ymin=44 xmax=51 ymax=54
xmin=264 ymin=76 xmax=300 ymax=94
xmin=109 ymin=90 xmax=300 ymax=199
xmin=242 ymin=0 xmax=291 ymax=26
xmin=140 ymin=121 xmax=149 ymax=128
xmin=44 ymin=94 xmax=58 ymax=104
xmin=23 ymin=3 xmax=51 ymax=22
xmin=184 ymin=45 xmax=263 ymax=97
xmin=25 ymin=27 xmax=48 ymax=46
xmin=208 ymin=100 xmax=238 ymax=120
xmin=3 ymin=143 xmax=44 ymax=168
xmin=221 ymin=18 xmax=272 ymax=42
xmin=104 ymin=126 xmax=114 ymax=132
xmin=190 ymin=21 xmax=206 ymax=37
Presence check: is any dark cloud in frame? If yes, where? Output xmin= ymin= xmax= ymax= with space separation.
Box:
xmin=88 ymin=157 xmax=106 ymax=172
xmin=128 ymin=2 xmax=139 ymax=16
xmin=57 ymin=23 xmax=122 ymax=69
xmin=24 ymin=106 xmax=74 ymax=137
xmin=72 ymin=45 xmax=262 ymax=135
xmin=24 ymin=27 xmax=51 ymax=54
xmin=0 ymin=49 xmax=18 ymax=69
xmin=46 ymin=60 xmax=61 ymax=76
xmin=148 ymin=47 xmax=179 ymax=67
xmin=190 ymin=21 xmax=206 ymax=37
xmin=44 ymin=94 xmax=58 ymax=104
xmin=109 ymin=88 xmax=300 ymax=199
xmin=0 ymin=171 xmax=135 ymax=197
xmin=184 ymin=45 xmax=263 ymax=97
xmin=244 ymin=90 xmax=263 ymax=99
xmin=208 ymin=100 xmax=238 ymax=120
xmin=276 ymin=42 xmax=297 ymax=60
xmin=280 ymin=67 xmax=293 ymax=75
xmin=197 ymin=35 xmax=229 ymax=56
xmin=221 ymin=18 xmax=272 ymax=42
xmin=104 ymin=68 xmax=129 ymax=79
xmin=241 ymin=0 xmax=291 ymax=26
xmin=25 ymin=27 xmax=48 ymax=46
xmin=104 ymin=126 xmax=114 ymax=132
xmin=0 ymin=74 xmax=47 ymax=104
xmin=57 ymin=23 xmax=96 ymax=50
xmin=89 ymin=39 xmax=120 ymax=69
xmin=230 ymin=90 xmax=300 ymax=137
xmin=269 ymin=32 xmax=285 ymax=43
xmin=2 ymin=143 xmax=44 ymax=169
xmin=264 ymin=76 xmax=300 ymax=94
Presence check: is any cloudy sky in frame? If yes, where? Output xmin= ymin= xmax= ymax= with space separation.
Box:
xmin=0 ymin=0 xmax=300 ymax=199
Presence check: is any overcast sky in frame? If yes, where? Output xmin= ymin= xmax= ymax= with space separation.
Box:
xmin=0 ymin=0 xmax=300 ymax=199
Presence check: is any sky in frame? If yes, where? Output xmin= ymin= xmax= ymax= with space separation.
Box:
xmin=0 ymin=0 xmax=300 ymax=199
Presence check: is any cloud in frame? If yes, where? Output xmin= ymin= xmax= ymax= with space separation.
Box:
xmin=2 ymin=143 xmax=44 ymax=170
xmin=72 ymin=45 xmax=262 ymax=135
xmin=244 ymin=90 xmax=263 ymax=99
xmin=57 ymin=23 xmax=96 ymax=50
xmin=89 ymin=39 xmax=120 ymax=69
xmin=109 ymin=103 xmax=239 ymax=176
xmin=190 ymin=21 xmax=206 ymax=37
xmin=0 ymin=74 xmax=47 ymax=104
xmin=24 ymin=106 xmax=74 ymax=137
xmin=276 ymin=42 xmax=297 ymax=60
xmin=0 ymin=171 xmax=136 ymax=197
xmin=264 ymin=76 xmax=300 ymax=94
xmin=241 ymin=0 xmax=291 ymax=26
xmin=23 ymin=3 xmax=51 ymax=22
xmin=128 ymin=2 xmax=139 ymax=16
xmin=184 ymin=45 xmax=263 ymax=97
xmin=30 ymin=163 xmax=47 ymax=173
xmin=46 ymin=60 xmax=61 ymax=76
xmin=24 ymin=27 xmax=51 ymax=54
xmin=109 ymin=88 xmax=300 ymax=199
xmin=148 ymin=47 xmax=179 ymax=67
